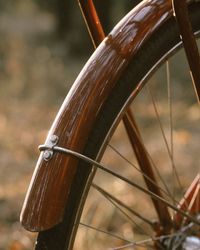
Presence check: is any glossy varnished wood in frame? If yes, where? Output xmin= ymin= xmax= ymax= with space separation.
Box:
xmin=21 ymin=0 xmax=174 ymax=231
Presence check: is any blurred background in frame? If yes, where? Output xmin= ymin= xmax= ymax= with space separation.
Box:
xmin=0 ymin=0 xmax=137 ymax=249
xmin=1 ymin=1 xmax=200 ymax=250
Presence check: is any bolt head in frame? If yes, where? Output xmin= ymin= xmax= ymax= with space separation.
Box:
xmin=50 ymin=134 xmax=59 ymax=144
xmin=43 ymin=150 xmax=53 ymax=161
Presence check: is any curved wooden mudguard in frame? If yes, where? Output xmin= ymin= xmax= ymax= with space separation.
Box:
xmin=20 ymin=0 xmax=174 ymax=231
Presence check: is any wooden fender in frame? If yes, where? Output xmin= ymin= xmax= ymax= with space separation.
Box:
xmin=20 ymin=0 xmax=174 ymax=231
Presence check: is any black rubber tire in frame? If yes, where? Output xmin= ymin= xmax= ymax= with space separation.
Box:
xmin=35 ymin=3 xmax=200 ymax=250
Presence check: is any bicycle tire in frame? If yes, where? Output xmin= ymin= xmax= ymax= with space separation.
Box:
xmin=35 ymin=3 xmax=200 ymax=249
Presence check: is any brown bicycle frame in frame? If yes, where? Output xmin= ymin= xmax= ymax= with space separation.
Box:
xmin=79 ymin=0 xmax=173 ymax=233
xmin=20 ymin=0 xmax=200 ymax=232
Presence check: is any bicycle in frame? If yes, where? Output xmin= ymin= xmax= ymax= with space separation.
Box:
xmin=20 ymin=0 xmax=200 ymax=249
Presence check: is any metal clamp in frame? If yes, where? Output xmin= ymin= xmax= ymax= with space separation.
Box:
xmin=39 ymin=134 xmax=98 ymax=165
xmin=39 ymin=134 xmax=59 ymax=161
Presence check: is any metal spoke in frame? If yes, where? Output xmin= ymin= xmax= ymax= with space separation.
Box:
xmin=108 ymin=144 xmax=178 ymax=206
xmin=123 ymin=111 xmax=172 ymax=230
xmin=92 ymin=184 xmax=167 ymax=250
xmin=110 ymin=230 xmax=190 ymax=250
xmin=111 ymin=242 xmax=154 ymax=250
xmin=92 ymin=185 xmax=151 ymax=238
xmin=147 ymin=86 xmax=183 ymax=193
xmin=80 ymin=222 xmax=164 ymax=250
xmin=167 ymin=60 xmax=177 ymax=212
xmin=92 ymin=183 xmax=155 ymax=229
xmin=81 ymin=214 xmax=199 ymax=250
xmin=111 ymin=240 xmax=156 ymax=250
xmin=79 ymin=222 xmax=132 ymax=243
xmin=166 ymin=61 xmax=174 ymax=164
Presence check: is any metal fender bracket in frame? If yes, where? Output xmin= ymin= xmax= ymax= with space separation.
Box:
xmin=41 ymin=135 xmax=59 ymax=161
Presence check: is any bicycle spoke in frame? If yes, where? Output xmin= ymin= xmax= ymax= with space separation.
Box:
xmin=111 ymin=238 xmax=160 ymax=250
xmin=166 ymin=61 xmax=174 ymax=163
xmin=147 ymin=86 xmax=184 ymax=193
xmin=108 ymin=144 xmax=179 ymax=205
xmin=108 ymin=143 xmax=178 ymax=207
xmin=110 ymin=230 xmax=191 ymax=250
xmin=123 ymin=110 xmax=172 ymax=230
xmin=80 ymin=222 xmax=161 ymax=250
xmin=92 ymin=183 xmax=155 ymax=229
xmin=111 ymin=243 xmax=153 ymax=250
xmin=79 ymin=222 xmax=132 ymax=243
xmin=166 ymin=60 xmax=178 ymax=214
xmin=122 ymin=110 xmax=174 ymax=201
xmin=92 ymin=187 xmax=152 ymax=239
xmin=92 ymin=185 xmax=167 ymax=250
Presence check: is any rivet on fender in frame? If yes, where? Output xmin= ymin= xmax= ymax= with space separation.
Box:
xmin=39 ymin=134 xmax=59 ymax=161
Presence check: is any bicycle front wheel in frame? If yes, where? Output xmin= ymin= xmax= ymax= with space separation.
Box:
xmin=36 ymin=3 xmax=200 ymax=249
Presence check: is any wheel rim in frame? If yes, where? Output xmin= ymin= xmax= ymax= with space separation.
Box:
xmin=73 ymin=39 xmax=200 ymax=250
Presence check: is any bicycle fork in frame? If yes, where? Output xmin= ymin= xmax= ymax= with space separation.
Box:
xmin=173 ymin=0 xmax=200 ymax=102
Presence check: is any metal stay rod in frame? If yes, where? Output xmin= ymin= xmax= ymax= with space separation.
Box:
xmin=38 ymin=143 xmax=200 ymax=226
xmin=173 ymin=0 xmax=200 ymax=102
